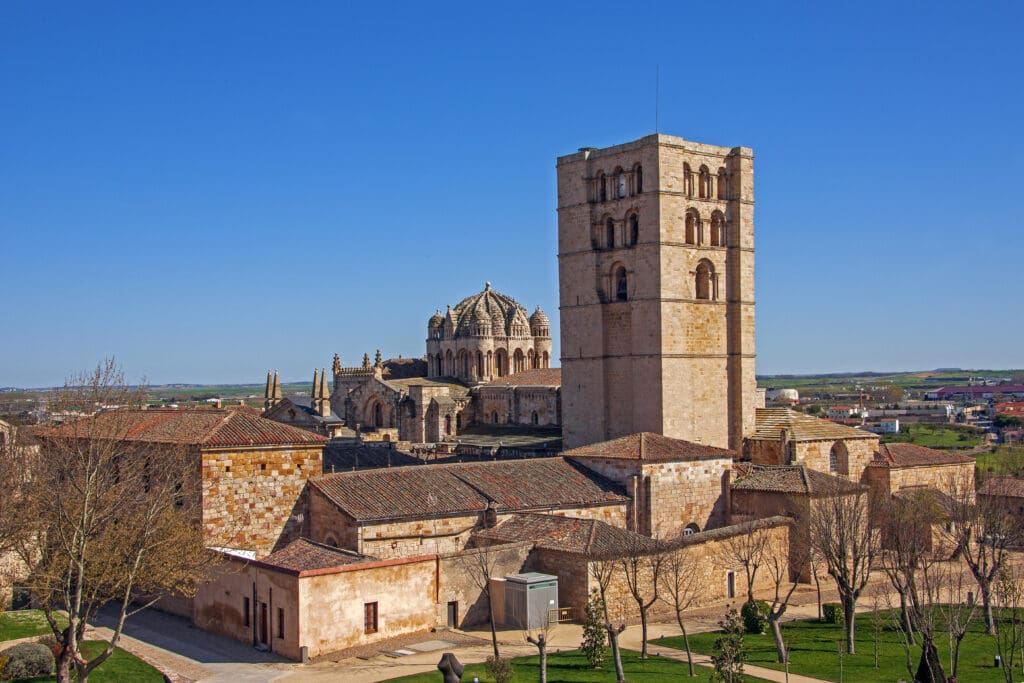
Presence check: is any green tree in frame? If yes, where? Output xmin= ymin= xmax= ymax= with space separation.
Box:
xmin=710 ymin=607 xmax=746 ymax=683
xmin=580 ymin=589 xmax=607 ymax=669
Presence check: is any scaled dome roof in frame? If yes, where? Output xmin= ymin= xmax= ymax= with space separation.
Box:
xmin=447 ymin=282 xmax=531 ymax=339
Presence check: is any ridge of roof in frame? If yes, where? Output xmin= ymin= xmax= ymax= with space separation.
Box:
xmin=563 ymin=431 xmax=735 ymax=461
xmin=749 ymin=408 xmax=878 ymax=442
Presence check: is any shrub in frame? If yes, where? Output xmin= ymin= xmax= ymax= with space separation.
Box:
xmin=741 ymin=600 xmax=768 ymax=634
xmin=485 ymin=655 xmax=513 ymax=683
xmin=823 ymin=602 xmax=843 ymax=624
xmin=580 ymin=589 xmax=607 ymax=669
xmin=0 ymin=641 xmax=54 ymax=681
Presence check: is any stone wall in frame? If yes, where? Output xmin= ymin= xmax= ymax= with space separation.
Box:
xmin=201 ymin=445 xmax=323 ymax=557
xmin=747 ymin=436 xmax=879 ymax=482
xmin=438 ymin=542 xmax=534 ymax=628
xmin=298 ymin=556 xmax=438 ymax=659
xmin=866 ymin=460 xmax=975 ymax=495
xmin=475 ymin=385 xmax=560 ymax=427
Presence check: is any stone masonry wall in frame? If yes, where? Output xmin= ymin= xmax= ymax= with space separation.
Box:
xmin=644 ymin=457 xmax=731 ymax=537
xmin=201 ymin=445 xmax=323 ymax=557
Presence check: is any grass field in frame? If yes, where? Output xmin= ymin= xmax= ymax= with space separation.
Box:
xmin=655 ymin=611 xmax=1011 ymax=682
xmin=382 ymin=648 xmax=773 ymax=682
xmin=0 ymin=611 xmax=59 ymax=641
xmin=976 ymin=445 xmax=1024 ymax=477
xmin=881 ymin=423 xmax=984 ymax=449
xmin=6 ymin=640 xmax=165 ymax=682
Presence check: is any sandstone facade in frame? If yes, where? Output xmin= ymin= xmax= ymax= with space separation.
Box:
xmin=558 ymin=134 xmax=757 ymax=450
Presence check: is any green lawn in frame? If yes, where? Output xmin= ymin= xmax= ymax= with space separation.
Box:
xmin=382 ymin=648 xmax=773 ymax=682
xmin=8 ymin=640 xmax=164 ymax=682
xmin=656 ymin=611 xmax=1009 ymax=682
xmin=881 ymin=423 xmax=984 ymax=449
xmin=976 ymin=445 xmax=1024 ymax=477
xmin=0 ymin=611 xmax=57 ymax=641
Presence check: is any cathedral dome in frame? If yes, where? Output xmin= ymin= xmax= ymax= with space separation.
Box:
xmin=529 ymin=307 xmax=549 ymax=327
xmin=428 ymin=310 xmax=444 ymax=329
xmin=443 ymin=282 xmax=529 ymax=340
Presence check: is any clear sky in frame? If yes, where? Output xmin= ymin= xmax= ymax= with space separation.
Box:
xmin=2 ymin=1 xmax=1021 ymax=387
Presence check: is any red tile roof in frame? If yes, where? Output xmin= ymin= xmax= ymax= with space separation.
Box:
xmin=44 ymin=408 xmax=328 ymax=447
xmin=873 ymin=443 xmax=974 ymax=468
xmin=258 ymin=538 xmax=373 ymax=572
xmin=731 ymin=464 xmax=865 ymax=495
xmin=487 ymin=369 xmax=562 ymax=387
xmin=473 ymin=513 xmax=661 ymax=559
xmin=979 ymin=476 xmax=1024 ymax=499
xmin=562 ymin=432 xmax=734 ymax=461
xmin=310 ymin=457 xmax=628 ymax=522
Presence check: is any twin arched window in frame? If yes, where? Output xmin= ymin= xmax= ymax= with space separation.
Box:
xmin=685 ymin=209 xmax=726 ymax=247
xmin=593 ymin=164 xmax=643 ymax=202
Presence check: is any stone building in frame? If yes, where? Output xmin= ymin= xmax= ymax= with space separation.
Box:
xmin=557 ymin=134 xmax=758 ymax=450
xmin=426 ymin=282 xmax=552 ymax=382
xmin=262 ymin=369 xmax=348 ymax=438
xmin=44 ymin=407 xmax=327 ymax=557
xmin=863 ymin=442 xmax=975 ymax=496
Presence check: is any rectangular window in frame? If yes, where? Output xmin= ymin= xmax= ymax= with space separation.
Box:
xmin=364 ymin=601 xmax=378 ymax=634
xmin=243 ymin=597 xmax=250 ymax=627
xmin=277 ymin=607 xmax=284 ymax=638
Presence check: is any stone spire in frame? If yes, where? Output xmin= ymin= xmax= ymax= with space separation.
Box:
xmin=374 ymin=349 xmax=383 ymax=369
xmin=314 ymin=367 xmax=330 ymax=417
xmin=332 ymin=353 xmax=342 ymax=376
xmin=272 ymin=370 xmax=282 ymax=402
xmin=362 ymin=353 xmax=371 ymax=369
xmin=311 ymin=369 xmax=320 ymax=400
xmin=263 ymin=371 xmax=273 ymax=411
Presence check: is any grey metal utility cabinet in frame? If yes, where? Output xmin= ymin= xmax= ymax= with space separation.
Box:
xmin=503 ymin=572 xmax=558 ymax=630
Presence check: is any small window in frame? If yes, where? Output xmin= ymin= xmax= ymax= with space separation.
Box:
xmin=531 ymin=411 xmax=539 ymax=425
xmin=683 ymin=523 xmax=700 ymax=536
xmin=492 ymin=411 xmax=499 ymax=424
xmin=695 ymin=261 xmax=714 ymax=301
xmin=605 ymin=217 xmax=615 ymax=249
xmin=726 ymin=571 xmax=736 ymax=599
xmin=260 ymin=463 xmax=267 ymax=471
xmin=634 ymin=164 xmax=643 ymax=194
xmin=617 ymin=173 xmax=627 ymax=198
xmin=614 ymin=266 xmax=628 ymax=302
xmin=628 ymin=214 xmax=639 ymax=246
xmin=598 ymin=172 xmax=607 ymax=202
xmin=243 ymin=597 xmax=251 ymax=627
xmin=277 ymin=607 xmax=284 ymax=638
xmin=364 ymin=602 xmax=379 ymax=633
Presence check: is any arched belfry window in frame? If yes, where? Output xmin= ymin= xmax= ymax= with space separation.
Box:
xmin=717 ymin=167 xmax=728 ymax=199
xmin=699 ymin=165 xmax=711 ymax=199
xmin=598 ymin=172 xmax=607 ymax=202
xmin=683 ymin=163 xmax=694 ymax=197
xmin=605 ymin=217 xmax=615 ymax=249
xmin=628 ymin=213 xmax=639 ymax=246
xmin=685 ymin=211 xmax=696 ymax=245
xmin=614 ymin=265 xmax=628 ymax=301
xmin=634 ymin=164 xmax=643 ymax=194
xmin=695 ymin=260 xmax=716 ymax=301
xmin=710 ymin=211 xmax=725 ymax=247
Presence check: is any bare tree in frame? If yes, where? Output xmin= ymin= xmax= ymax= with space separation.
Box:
xmin=2 ymin=360 xmax=215 ymax=683
xmin=945 ymin=468 xmax=1017 ymax=635
xmin=993 ymin=564 xmax=1024 ymax=683
xmin=525 ymin=610 xmax=555 ymax=683
xmin=878 ymin=489 xmax=947 ymax=683
xmin=936 ymin=561 xmax=978 ymax=679
xmin=589 ymin=557 xmax=626 ymax=683
xmin=806 ymin=488 xmax=878 ymax=655
xmin=658 ymin=542 xmax=707 ymax=676
xmin=723 ymin=525 xmax=769 ymax=604
xmin=457 ymin=543 xmax=505 ymax=658
xmin=618 ymin=537 xmax=664 ymax=659
xmin=760 ymin=528 xmax=803 ymax=663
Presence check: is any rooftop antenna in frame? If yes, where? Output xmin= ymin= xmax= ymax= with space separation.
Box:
xmin=655 ymin=64 xmax=660 ymax=134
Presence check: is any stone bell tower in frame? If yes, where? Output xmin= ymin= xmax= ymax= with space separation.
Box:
xmin=557 ymin=134 xmax=757 ymax=450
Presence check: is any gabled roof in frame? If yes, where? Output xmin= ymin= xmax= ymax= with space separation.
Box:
xmin=731 ymin=464 xmax=865 ymax=495
xmin=749 ymin=408 xmax=878 ymax=442
xmin=473 ymin=513 xmax=661 ymax=559
xmin=267 ymin=397 xmax=344 ymax=424
xmin=978 ymin=476 xmax=1024 ymax=499
xmin=486 ymin=369 xmax=562 ymax=387
xmin=309 ymin=457 xmax=628 ymax=523
xmin=258 ymin=538 xmax=374 ymax=572
xmin=44 ymin=408 xmax=328 ymax=447
xmin=562 ymin=432 xmax=734 ymax=462
xmin=872 ymin=443 xmax=974 ymax=468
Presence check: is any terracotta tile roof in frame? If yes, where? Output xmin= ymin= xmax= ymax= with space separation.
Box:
xmin=979 ymin=476 xmax=1024 ymax=499
xmin=749 ymin=408 xmax=878 ymax=442
xmin=382 ymin=357 xmax=428 ymax=380
xmin=473 ymin=513 xmax=661 ymax=559
xmin=872 ymin=443 xmax=974 ymax=468
xmin=487 ymin=369 xmax=562 ymax=387
xmin=562 ymin=432 xmax=735 ymax=461
xmin=731 ymin=464 xmax=865 ymax=495
xmin=310 ymin=457 xmax=628 ymax=522
xmin=258 ymin=538 xmax=374 ymax=572
xmin=44 ymin=408 xmax=328 ymax=447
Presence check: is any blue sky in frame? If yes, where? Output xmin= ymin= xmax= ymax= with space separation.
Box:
xmin=2 ymin=1 xmax=1021 ymax=387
